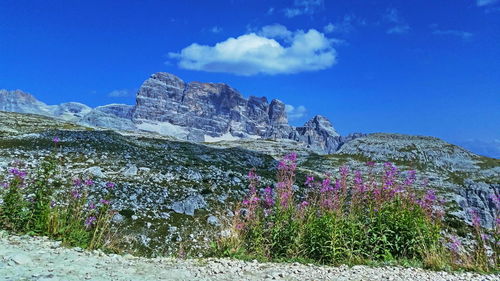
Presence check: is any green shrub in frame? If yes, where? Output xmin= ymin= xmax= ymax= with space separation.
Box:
xmin=0 ymin=137 xmax=116 ymax=251
xmin=215 ymin=154 xmax=498 ymax=272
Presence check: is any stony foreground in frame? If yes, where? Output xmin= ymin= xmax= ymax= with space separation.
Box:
xmin=0 ymin=233 xmax=497 ymax=281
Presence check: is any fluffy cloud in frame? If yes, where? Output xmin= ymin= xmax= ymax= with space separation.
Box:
xmin=285 ymin=104 xmax=307 ymax=120
xmin=108 ymin=89 xmax=132 ymax=98
xmin=477 ymin=0 xmax=499 ymax=6
xmin=384 ymin=8 xmax=410 ymax=34
xmin=284 ymin=0 xmax=324 ymax=18
xmin=169 ymin=25 xmax=336 ymax=76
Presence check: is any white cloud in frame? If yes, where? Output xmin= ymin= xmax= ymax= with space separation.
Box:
xmin=284 ymin=0 xmax=324 ymax=18
xmin=384 ymin=8 xmax=410 ymax=35
xmin=477 ymin=0 xmax=499 ymax=6
xmin=432 ymin=29 xmax=473 ymax=40
xmin=285 ymin=104 xmax=307 ymax=120
xmin=210 ymin=26 xmax=223 ymax=33
xmin=108 ymin=89 xmax=132 ymax=98
xmin=169 ymin=25 xmax=336 ymax=76
xmin=258 ymin=24 xmax=293 ymax=41
xmin=324 ymin=14 xmax=366 ymax=34
xmin=430 ymin=24 xmax=473 ymax=40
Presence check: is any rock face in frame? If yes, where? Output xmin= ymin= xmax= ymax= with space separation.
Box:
xmin=0 ymin=73 xmax=345 ymax=154
xmin=132 ymin=73 xmax=300 ymax=142
xmin=455 ymin=181 xmax=499 ymax=229
xmin=0 ymin=89 xmax=53 ymax=116
xmin=292 ymin=115 xmax=342 ymax=154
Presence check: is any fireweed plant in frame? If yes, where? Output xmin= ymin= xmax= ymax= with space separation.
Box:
xmin=0 ymin=137 xmax=116 ymax=251
xmin=216 ymin=153 xmax=499 ymax=272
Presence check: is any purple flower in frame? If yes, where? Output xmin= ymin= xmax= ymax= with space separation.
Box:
xmin=71 ymin=189 xmax=82 ymax=199
xmin=88 ymin=202 xmax=96 ymax=209
xmin=73 ymin=178 xmax=83 ymax=187
xmin=366 ymin=161 xmax=375 ymax=168
xmin=320 ymin=199 xmax=333 ymax=209
xmin=263 ymin=186 xmax=274 ymax=208
xmin=279 ymin=190 xmax=292 ymax=207
xmin=481 ymin=233 xmax=491 ymax=242
xmin=299 ymin=201 xmax=309 ymax=208
xmin=9 ymin=168 xmax=27 ymax=179
xmin=84 ymin=216 xmax=97 ymax=228
xmin=384 ymin=162 xmax=398 ymax=179
xmin=247 ymin=170 xmax=258 ymax=180
xmin=53 ymin=136 xmax=60 ymax=143
xmin=304 ymin=176 xmax=315 ymax=187
xmin=276 ymin=181 xmax=286 ymax=189
xmin=84 ymin=179 xmax=94 ymax=186
xmin=470 ymin=209 xmax=481 ymax=228
xmin=242 ymin=199 xmax=250 ymax=206
xmin=339 ymin=166 xmax=349 ymax=177
xmin=100 ymin=199 xmax=110 ymax=205
xmin=320 ymin=178 xmax=332 ymax=193
xmin=354 ymin=170 xmax=366 ymax=193
xmin=450 ymin=236 xmax=461 ymax=253
xmin=424 ymin=189 xmax=437 ymax=203
xmin=334 ymin=179 xmax=341 ymax=191
xmin=284 ymin=153 xmax=297 ymax=162
xmin=404 ymin=170 xmax=417 ymax=186
xmin=105 ymin=182 xmax=115 ymax=189
xmin=1 ymin=182 xmax=9 ymax=189
xmin=249 ymin=196 xmax=260 ymax=204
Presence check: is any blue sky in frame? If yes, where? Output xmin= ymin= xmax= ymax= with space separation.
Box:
xmin=0 ymin=0 xmax=499 ymax=157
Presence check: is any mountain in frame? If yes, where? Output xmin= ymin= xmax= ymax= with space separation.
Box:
xmin=0 ymin=73 xmax=349 ymax=154
xmin=0 ymin=110 xmax=498 ymax=257
xmin=1 ymin=74 xmax=499 ymax=256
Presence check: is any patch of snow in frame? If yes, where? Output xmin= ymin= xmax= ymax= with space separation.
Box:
xmin=204 ymin=132 xmax=241 ymax=143
xmin=136 ymin=120 xmax=189 ymax=139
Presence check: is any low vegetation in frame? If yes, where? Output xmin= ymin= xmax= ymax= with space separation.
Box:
xmin=0 ymin=138 xmax=498 ymax=272
xmin=214 ymin=154 xmax=499 ymax=272
xmin=0 ymin=137 xmax=116 ymax=251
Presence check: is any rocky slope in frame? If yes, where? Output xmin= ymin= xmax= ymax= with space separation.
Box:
xmin=1 ymin=232 xmax=497 ymax=281
xmin=0 ymin=111 xmax=498 ymax=257
xmin=0 ymin=73 xmax=348 ymax=154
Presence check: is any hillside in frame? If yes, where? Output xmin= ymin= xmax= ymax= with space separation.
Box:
xmin=0 ymin=110 xmax=498 ymax=257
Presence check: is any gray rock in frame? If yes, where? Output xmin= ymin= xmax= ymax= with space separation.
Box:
xmin=123 ymin=165 xmax=138 ymax=177
xmin=171 ymin=195 xmax=207 ymax=216
xmin=455 ymin=181 xmax=499 ymax=229
xmin=85 ymin=166 xmax=105 ymax=178
xmin=207 ymin=215 xmax=220 ymax=226
xmin=112 ymin=213 xmax=125 ymax=223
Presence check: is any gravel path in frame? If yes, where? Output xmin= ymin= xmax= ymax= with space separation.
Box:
xmin=0 ymin=233 xmax=498 ymax=281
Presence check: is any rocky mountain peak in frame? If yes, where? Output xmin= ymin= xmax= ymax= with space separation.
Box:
xmin=0 ymin=89 xmax=53 ymax=115
xmin=304 ymin=115 xmax=340 ymax=137
xmin=150 ymin=72 xmax=185 ymax=89
xmin=0 ymin=73 xmax=344 ymax=154
xmin=269 ymin=99 xmax=288 ymax=125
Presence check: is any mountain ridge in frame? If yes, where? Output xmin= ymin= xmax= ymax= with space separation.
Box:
xmin=0 ymin=73 xmax=353 ymax=154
